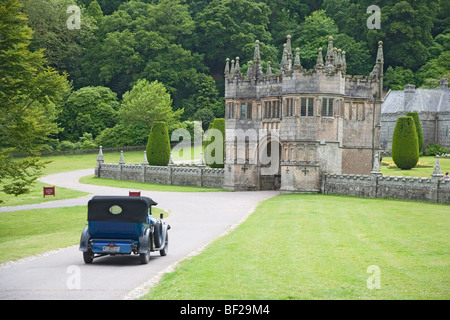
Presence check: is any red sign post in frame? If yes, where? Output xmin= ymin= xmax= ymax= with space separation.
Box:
xmin=43 ymin=186 xmax=55 ymax=198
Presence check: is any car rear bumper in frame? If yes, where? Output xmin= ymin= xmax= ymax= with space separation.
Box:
xmin=90 ymin=239 xmax=139 ymax=254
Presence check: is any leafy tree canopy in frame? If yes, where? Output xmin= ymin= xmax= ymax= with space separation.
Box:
xmin=0 ymin=0 xmax=69 ymax=198
xmin=59 ymin=86 xmax=119 ymax=142
xmin=119 ymin=79 xmax=183 ymax=131
xmin=3 ymin=0 xmax=449 ymax=199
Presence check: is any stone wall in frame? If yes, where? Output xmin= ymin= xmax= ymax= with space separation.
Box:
xmin=322 ymin=173 xmax=450 ymax=203
xmin=96 ymin=160 xmax=449 ymax=203
xmin=96 ymin=162 xmax=224 ymax=189
xmin=93 ymin=149 xmax=449 ymax=203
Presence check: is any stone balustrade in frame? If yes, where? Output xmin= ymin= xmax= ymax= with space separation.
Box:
xmin=94 ymin=148 xmax=224 ymax=188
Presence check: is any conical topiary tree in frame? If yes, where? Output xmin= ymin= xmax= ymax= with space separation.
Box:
xmin=146 ymin=121 xmax=171 ymax=166
xmin=406 ymin=111 xmax=424 ymax=152
xmin=392 ymin=116 xmax=419 ymax=170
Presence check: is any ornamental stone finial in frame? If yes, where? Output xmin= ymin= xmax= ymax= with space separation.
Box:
xmin=142 ymin=150 xmax=149 ymax=165
xmin=96 ymin=146 xmax=104 ymax=170
xmin=253 ymin=40 xmax=261 ymax=62
xmin=224 ymin=58 xmax=230 ymax=75
xmin=294 ymin=48 xmax=301 ymax=68
xmin=431 ymin=155 xmax=443 ymax=178
xmin=96 ymin=145 xmax=104 ymax=163
xmin=371 ymin=152 xmax=382 ymax=176
xmin=168 ymin=152 xmax=175 ymax=166
xmin=316 ymin=47 xmax=324 ymax=68
xmin=234 ymin=57 xmax=240 ymax=75
xmin=266 ymin=61 xmax=272 ymax=75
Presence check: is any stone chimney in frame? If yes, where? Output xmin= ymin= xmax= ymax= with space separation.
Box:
xmin=441 ymin=78 xmax=448 ymax=89
xmin=404 ymin=84 xmax=415 ymax=108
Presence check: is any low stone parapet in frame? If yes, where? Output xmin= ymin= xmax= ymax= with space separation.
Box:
xmin=96 ymin=162 xmax=224 ymax=189
xmin=323 ymin=173 xmax=449 ymax=203
xmin=94 ymin=148 xmax=448 ymax=203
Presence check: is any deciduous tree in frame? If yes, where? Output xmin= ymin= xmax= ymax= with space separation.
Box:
xmin=119 ymin=79 xmax=183 ymax=131
xmin=0 ymin=0 xmax=69 ymax=198
xmin=59 ymin=86 xmax=119 ymax=141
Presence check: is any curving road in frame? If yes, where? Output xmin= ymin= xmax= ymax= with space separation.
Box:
xmin=0 ymin=169 xmax=278 ymax=300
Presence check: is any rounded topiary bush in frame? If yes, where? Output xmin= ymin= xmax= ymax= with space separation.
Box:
xmin=204 ymin=118 xmax=225 ymax=168
xmin=392 ymin=116 xmax=419 ymax=170
xmin=424 ymin=143 xmax=450 ymax=156
xmin=146 ymin=121 xmax=171 ymax=166
xmin=406 ymin=111 xmax=424 ymax=152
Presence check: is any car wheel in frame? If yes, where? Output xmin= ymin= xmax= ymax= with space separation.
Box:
xmin=139 ymin=249 xmax=150 ymax=264
xmin=139 ymin=234 xmax=151 ymax=264
xmin=160 ymin=232 xmax=168 ymax=256
xmin=83 ymin=249 xmax=94 ymax=264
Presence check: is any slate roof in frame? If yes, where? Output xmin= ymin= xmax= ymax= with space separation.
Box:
xmin=381 ymin=88 xmax=450 ymax=114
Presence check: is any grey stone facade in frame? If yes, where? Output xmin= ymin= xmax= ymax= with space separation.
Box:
xmin=223 ymin=36 xmax=384 ymax=192
xmin=380 ymin=79 xmax=450 ymax=153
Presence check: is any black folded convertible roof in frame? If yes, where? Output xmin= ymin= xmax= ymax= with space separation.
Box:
xmin=87 ymin=196 xmax=158 ymax=223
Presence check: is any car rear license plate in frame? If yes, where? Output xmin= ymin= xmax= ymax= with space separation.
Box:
xmin=103 ymin=246 xmax=120 ymax=253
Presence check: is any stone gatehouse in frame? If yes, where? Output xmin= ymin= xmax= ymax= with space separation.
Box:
xmin=223 ymin=36 xmax=384 ymax=192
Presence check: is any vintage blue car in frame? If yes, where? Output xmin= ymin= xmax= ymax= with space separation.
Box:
xmin=79 ymin=195 xmax=170 ymax=264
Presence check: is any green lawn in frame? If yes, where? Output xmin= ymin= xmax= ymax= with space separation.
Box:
xmin=0 ymin=148 xmax=206 ymax=207
xmin=38 ymin=146 xmax=203 ymax=176
xmin=80 ymin=175 xmax=224 ymax=192
xmin=0 ymin=205 xmax=167 ymax=264
xmin=381 ymin=156 xmax=450 ymax=177
xmin=142 ymin=194 xmax=449 ymax=300
xmin=2 ymin=151 xmax=449 ymax=300
xmin=0 ymin=206 xmax=87 ymax=263
xmin=0 ymin=180 xmax=89 ymax=207
xmin=40 ymin=151 xmax=148 ymax=176
xmin=0 ymin=151 xmax=143 ymax=207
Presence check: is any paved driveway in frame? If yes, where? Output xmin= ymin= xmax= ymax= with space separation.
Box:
xmin=0 ymin=169 xmax=278 ymax=300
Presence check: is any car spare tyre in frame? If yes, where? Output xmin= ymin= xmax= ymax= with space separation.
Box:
xmin=153 ymin=221 xmax=163 ymax=248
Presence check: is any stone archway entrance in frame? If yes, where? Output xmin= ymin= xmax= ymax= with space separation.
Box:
xmin=258 ymin=133 xmax=281 ymax=190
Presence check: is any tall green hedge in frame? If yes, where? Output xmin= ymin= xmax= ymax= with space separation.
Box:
xmin=204 ymin=118 xmax=225 ymax=168
xmin=392 ymin=116 xmax=419 ymax=170
xmin=146 ymin=121 xmax=171 ymax=166
xmin=406 ymin=111 xmax=424 ymax=152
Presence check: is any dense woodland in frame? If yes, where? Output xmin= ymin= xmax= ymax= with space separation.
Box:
xmin=0 ymin=0 xmax=449 ymax=195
